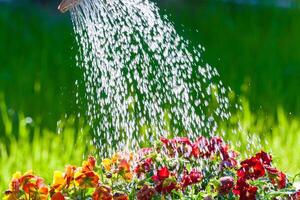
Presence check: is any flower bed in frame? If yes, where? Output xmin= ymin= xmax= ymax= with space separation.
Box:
xmin=3 ymin=136 xmax=300 ymax=200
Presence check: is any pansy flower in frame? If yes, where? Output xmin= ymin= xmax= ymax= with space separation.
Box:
xmin=93 ymin=185 xmax=113 ymax=200
xmin=160 ymin=137 xmax=193 ymax=157
xmin=218 ymin=176 xmax=234 ymax=195
xmin=291 ymin=190 xmax=300 ymax=200
xmin=181 ymin=169 xmax=203 ymax=188
xmin=51 ymin=171 xmax=65 ymax=192
xmin=255 ymin=151 xmax=272 ymax=166
xmin=265 ymin=166 xmax=287 ymax=189
xmin=152 ymin=166 xmax=178 ymax=194
xmin=74 ymin=170 xmax=100 ymax=188
xmin=233 ymin=178 xmax=257 ymax=200
xmin=192 ymin=136 xmax=210 ymax=158
xmin=137 ymin=185 xmax=156 ymax=200
xmin=4 ymin=171 xmax=49 ymax=200
xmin=51 ymin=191 xmax=65 ymax=200
xmin=102 ymin=158 xmax=113 ymax=171
xmin=237 ymin=157 xmax=265 ymax=180
xmin=113 ymin=192 xmax=129 ymax=200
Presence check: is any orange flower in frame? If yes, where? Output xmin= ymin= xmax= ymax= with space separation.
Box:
xmin=19 ymin=171 xmax=35 ymax=184
xmin=4 ymin=172 xmax=24 ymax=200
xmin=39 ymin=185 xmax=49 ymax=200
xmin=82 ymin=156 xmax=97 ymax=172
xmin=23 ymin=175 xmax=49 ymax=199
xmin=64 ymin=165 xmax=76 ymax=187
xmin=93 ymin=185 xmax=113 ymax=200
xmin=118 ymin=159 xmax=132 ymax=181
xmin=4 ymin=171 xmax=49 ymax=200
xmin=119 ymin=159 xmax=130 ymax=172
xmin=75 ymin=170 xmax=100 ymax=188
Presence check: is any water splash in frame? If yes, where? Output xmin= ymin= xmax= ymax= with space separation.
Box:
xmin=70 ymin=0 xmax=239 ymax=155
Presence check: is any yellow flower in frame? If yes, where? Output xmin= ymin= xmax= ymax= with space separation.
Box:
xmin=52 ymin=171 xmax=65 ymax=192
xmin=123 ymin=172 xmax=133 ymax=181
xmin=102 ymin=159 xmax=112 ymax=171
xmin=129 ymin=152 xmax=134 ymax=161
xmin=111 ymin=153 xmax=120 ymax=163
xmin=12 ymin=172 xmax=21 ymax=179
xmin=3 ymin=192 xmax=18 ymax=200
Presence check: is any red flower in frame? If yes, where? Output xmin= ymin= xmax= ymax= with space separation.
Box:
xmin=160 ymin=137 xmax=192 ymax=146
xmin=237 ymin=157 xmax=265 ymax=180
xmin=181 ymin=169 xmax=203 ymax=188
xmin=156 ymin=182 xmax=177 ymax=194
xmin=154 ymin=167 xmax=169 ymax=181
xmin=192 ymin=136 xmax=210 ymax=158
xmin=137 ymin=185 xmax=156 ymax=200
xmin=265 ymin=166 xmax=286 ymax=189
xmin=173 ymin=137 xmax=192 ymax=145
xmin=233 ymin=178 xmax=257 ymax=200
xmin=218 ymin=176 xmax=234 ymax=195
xmin=135 ymin=158 xmax=152 ymax=177
xmin=291 ymin=190 xmax=300 ymax=200
xmin=189 ymin=169 xmax=202 ymax=183
xmin=276 ymin=172 xmax=287 ymax=189
xmin=152 ymin=167 xmax=177 ymax=194
xmin=160 ymin=137 xmax=193 ymax=157
xmin=255 ymin=151 xmax=272 ymax=166
xmin=160 ymin=137 xmax=170 ymax=145
xmin=209 ymin=137 xmax=224 ymax=153
xmin=51 ymin=192 xmax=65 ymax=200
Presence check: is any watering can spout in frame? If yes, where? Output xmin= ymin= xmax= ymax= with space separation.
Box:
xmin=58 ymin=0 xmax=80 ymax=13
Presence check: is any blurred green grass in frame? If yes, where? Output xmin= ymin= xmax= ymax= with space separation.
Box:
xmin=163 ymin=2 xmax=300 ymax=115
xmin=1 ymin=1 xmax=300 ymax=194
xmin=0 ymin=4 xmax=83 ymax=130
xmin=0 ymin=94 xmax=95 ymax=193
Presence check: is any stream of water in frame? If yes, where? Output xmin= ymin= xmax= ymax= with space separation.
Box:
xmin=70 ymin=0 xmax=247 ymax=154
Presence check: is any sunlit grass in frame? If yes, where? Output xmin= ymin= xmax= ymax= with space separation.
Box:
xmin=0 ymin=96 xmax=95 ymax=193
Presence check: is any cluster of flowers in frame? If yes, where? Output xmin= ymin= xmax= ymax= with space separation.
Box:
xmin=3 ymin=136 xmax=300 ymax=200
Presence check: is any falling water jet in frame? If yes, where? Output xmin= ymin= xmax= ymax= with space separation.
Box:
xmin=60 ymin=0 xmax=259 ymax=157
